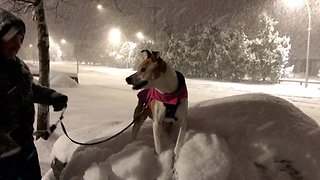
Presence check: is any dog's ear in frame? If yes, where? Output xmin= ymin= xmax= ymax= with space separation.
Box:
xmin=152 ymin=51 xmax=160 ymax=59
xmin=141 ymin=49 xmax=152 ymax=59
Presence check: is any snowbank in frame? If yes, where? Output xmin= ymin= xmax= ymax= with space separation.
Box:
xmin=46 ymin=93 xmax=320 ymax=180
xmin=50 ymin=72 xmax=78 ymax=88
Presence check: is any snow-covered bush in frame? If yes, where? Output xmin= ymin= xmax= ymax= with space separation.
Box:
xmin=245 ymin=12 xmax=291 ymax=82
xmin=49 ymin=38 xmax=63 ymax=62
xmin=164 ymin=24 xmax=248 ymax=81
xmin=280 ymin=65 xmax=295 ymax=78
xmin=107 ymin=41 xmax=137 ymax=68
xmin=106 ymin=40 xmax=158 ymax=68
xmin=165 ymin=25 xmax=209 ymax=78
xmin=164 ymin=13 xmax=290 ymax=83
xmin=212 ymin=27 xmax=248 ymax=81
xmin=165 ymin=34 xmax=191 ymax=77
xmin=117 ymin=41 xmax=137 ymax=68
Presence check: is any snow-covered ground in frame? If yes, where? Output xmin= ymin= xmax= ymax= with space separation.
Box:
xmin=31 ymin=62 xmax=320 ymax=180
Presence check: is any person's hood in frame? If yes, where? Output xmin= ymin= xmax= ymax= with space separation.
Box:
xmin=0 ymin=8 xmax=25 ymax=41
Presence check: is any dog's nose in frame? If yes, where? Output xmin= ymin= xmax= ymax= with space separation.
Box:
xmin=125 ymin=77 xmax=132 ymax=84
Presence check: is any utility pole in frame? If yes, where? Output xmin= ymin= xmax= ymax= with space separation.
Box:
xmin=304 ymin=1 xmax=311 ymax=88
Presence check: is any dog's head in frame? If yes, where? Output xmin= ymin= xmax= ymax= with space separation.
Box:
xmin=125 ymin=49 xmax=166 ymax=90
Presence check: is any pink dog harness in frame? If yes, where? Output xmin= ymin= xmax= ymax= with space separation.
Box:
xmin=137 ymin=71 xmax=188 ymax=119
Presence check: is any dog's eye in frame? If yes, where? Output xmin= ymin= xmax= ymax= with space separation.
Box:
xmin=141 ymin=67 xmax=146 ymax=72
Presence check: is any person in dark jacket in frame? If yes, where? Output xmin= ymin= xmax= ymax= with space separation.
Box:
xmin=0 ymin=8 xmax=68 ymax=179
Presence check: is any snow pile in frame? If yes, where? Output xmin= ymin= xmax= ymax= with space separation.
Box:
xmin=187 ymin=93 xmax=320 ymax=180
xmin=50 ymin=73 xmax=78 ymax=88
xmin=175 ymin=133 xmax=231 ymax=180
xmin=46 ymin=93 xmax=320 ymax=180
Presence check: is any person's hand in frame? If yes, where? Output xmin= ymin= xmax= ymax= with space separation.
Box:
xmin=51 ymin=92 xmax=68 ymax=111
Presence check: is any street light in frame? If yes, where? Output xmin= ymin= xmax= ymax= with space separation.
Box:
xmin=60 ymin=39 xmax=79 ymax=75
xmin=29 ymin=44 xmax=35 ymax=63
xmin=61 ymin=39 xmax=66 ymax=44
xmin=97 ymin=4 xmax=103 ymax=10
xmin=136 ymin=32 xmax=144 ymax=40
xmin=108 ymin=28 xmax=121 ymax=46
xmin=283 ymin=0 xmax=304 ymax=8
xmin=283 ymin=0 xmax=311 ymax=88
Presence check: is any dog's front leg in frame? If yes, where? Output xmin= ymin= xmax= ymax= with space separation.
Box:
xmin=131 ymin=100 xmax=148 ymax=141
xmin=152 ymin=101 xmax=166 ymax=155
xmin=174 ymin=98 xmax=188 ymax=158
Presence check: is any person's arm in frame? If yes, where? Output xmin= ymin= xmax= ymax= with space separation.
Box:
xmin=32 ymin=83 xmax=68 ymax=111
xmin=32 ymin=83 xmax=55 ymax=104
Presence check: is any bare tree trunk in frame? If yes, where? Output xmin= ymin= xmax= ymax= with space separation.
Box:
xmin=34 ymin=0 xmax=50 ymax=139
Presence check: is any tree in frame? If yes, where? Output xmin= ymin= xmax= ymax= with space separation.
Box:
xmin=245 ymin=12 xmax=291 ymax=82
xmin=34 ymin=1 xmax=50 ymax=137
xmin=165 ymin=25 xmax=205 ymax=78
xmin=107 ymin=41 xmax=137 ymax=68
xmin=164 ymin=24 xmax=249 ymax=81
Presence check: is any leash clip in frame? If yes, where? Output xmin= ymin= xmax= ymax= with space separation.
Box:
xmin=59 ymin=107 xmax=66 ymax=121
xmin=33 ymin=107 xmax=67 ymax=140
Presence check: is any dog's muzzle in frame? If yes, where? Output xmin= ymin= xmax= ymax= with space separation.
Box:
xmin=125 ymin=76 xmax=148 ymax=90
xmin=125 ymin=76 xmax=133 ymax=85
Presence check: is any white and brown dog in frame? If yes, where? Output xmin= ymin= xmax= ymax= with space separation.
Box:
xmin=126 ymin=50 xmax=188 ymax=157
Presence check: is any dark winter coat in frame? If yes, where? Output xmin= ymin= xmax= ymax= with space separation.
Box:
xmin=0 ymin=8 xmax=58 ymax=147
xmin=0 ymin=57 xmax=58 ymax=145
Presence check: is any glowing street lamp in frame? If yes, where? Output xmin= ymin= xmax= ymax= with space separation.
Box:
xmin=97 ymin=4 xmax=103 ymax=10
xmin=283 ymin=0 xmax=311 ymax=88
xmin=61 ymin=39 xmax=66 ymax=44
xmin=59 ymin=39 xmax=78 ymax=74
xmin=283 ymin=0 xmax=304 ymax=8
xmin=108 ymin=28 xmax=121 ymax=46
xmin=136 ymin=32 xmax=144 ymax=40
xmin=29 ymin=44 xmax=35 ymax=62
